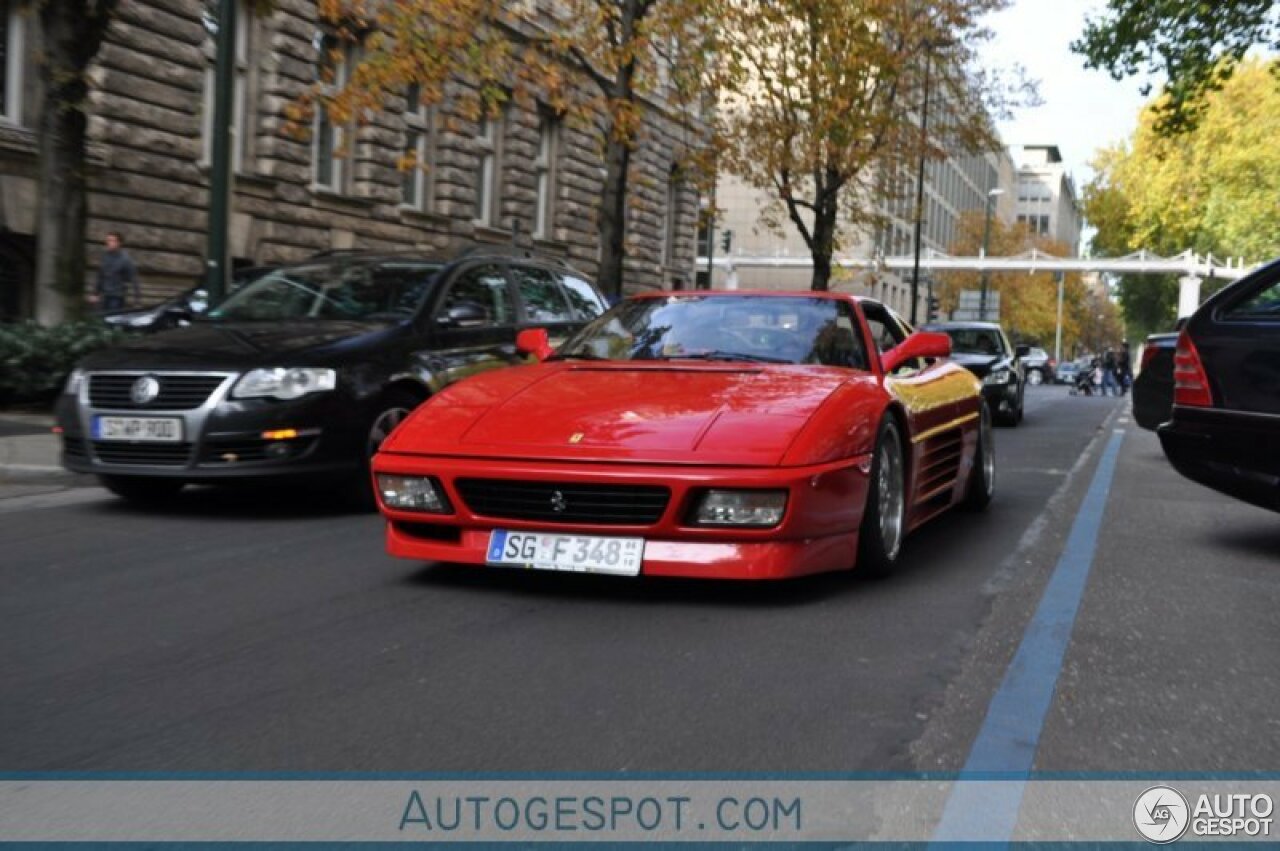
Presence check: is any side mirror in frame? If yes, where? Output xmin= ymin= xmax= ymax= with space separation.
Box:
xmin=881 ymin=331 xmax=951 ymax=374
xmin=437 ymin=302 xmax=488 ymax=328
xmin=1014 ymin=344 xmax=1031 ymax=359
xmin=516 ymin=328 xmax=555 ymax=362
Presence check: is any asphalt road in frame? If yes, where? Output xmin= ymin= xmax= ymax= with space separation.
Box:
xmin=2 ymin=386 xmax=1277 ymax=773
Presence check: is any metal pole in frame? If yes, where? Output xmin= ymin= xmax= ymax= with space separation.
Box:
xmin=703 ymin=191 xmax=715 ymax=291
xmin=205 ymin=0 xmax=237 ymax=304
xmin=909 ymin=51 xmax=932 ymax=325
xmin=1054 ymin=272 xmax=1064 ymax=364
xmin=979 ymin=192 xmax=993 ymax=321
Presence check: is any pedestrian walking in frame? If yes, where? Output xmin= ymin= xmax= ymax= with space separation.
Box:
xmin=1117 ymin=341 xmax=1133 ymax=395
xmin=1101 ymin=348 xmax=1119 ymax=396
xmin=90 ymin=231 xmax=141 ymax=313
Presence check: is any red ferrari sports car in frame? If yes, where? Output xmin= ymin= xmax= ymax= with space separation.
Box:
xmin=373 ymin=291 xmax=993 ymax=579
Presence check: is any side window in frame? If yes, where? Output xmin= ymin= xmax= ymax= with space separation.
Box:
xmin=437 ymin=264 xmax=513 ymax=327
xmin=559 ymin=273 xmax=608 ymax=320
xmin=861 ymin=303 xmax=906 ymax=355
xmin=1225 ymin=278 xmax=1280 ymax=320
xmin=513 ymin=265 xmax=574 ymax=323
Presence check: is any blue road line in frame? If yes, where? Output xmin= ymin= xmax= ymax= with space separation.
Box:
xmin=932 ymin=429 xmax=1126 ymax=843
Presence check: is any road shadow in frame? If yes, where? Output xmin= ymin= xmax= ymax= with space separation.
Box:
xmin=1204 ymin=522 xmax=1280 ymax=561
xmin=87 ymin=480 xmax=372 ymax=521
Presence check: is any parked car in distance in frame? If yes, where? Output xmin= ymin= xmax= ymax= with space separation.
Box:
xmin=102 ymin=265 xmax=275 ymax=333
xmin=1054 ymin=360 xmax=1080 ymax=386
xmin=374 ymin=292 xmax=995 ymax=580
xmin=1157 ymin=260 xmax=1280 ymax=512
xmin=1020 ymin=346 xmax=1055 ymax=385
xmin=922 ymin=321 xmax=1025 ymax=425
xmin=58 ymin=247 xmax=608 ymax=504
xmin=1132 ymin=329 xmax=1180 ymax=430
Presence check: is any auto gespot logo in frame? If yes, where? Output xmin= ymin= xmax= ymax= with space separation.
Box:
xmin=1134 ymin=786 xmax=1274 ymax=843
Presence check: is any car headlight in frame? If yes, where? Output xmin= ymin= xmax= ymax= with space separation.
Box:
xmin=983 ymin=368 xmax=1013 ymax=385
xmin=231 ymin=368 xmax=337 ymax=400
xmin=376 ymin=475 xmax=450 ymax=513
xmin=64 ymin=368 xmax=85 ymax=396
xmin=691 ymin=489 xmax=787 ymax=527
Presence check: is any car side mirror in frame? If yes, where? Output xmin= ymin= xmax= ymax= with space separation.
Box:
xmin=516 ymin=328 xmax=555 ymax=362
xmin=1014 ymin=344 xmax=1031 ymax=359
xmin=437 ymin=302 xmax=488 ymax=329
xmin=882 ymin=331 xmax=951 ymax=374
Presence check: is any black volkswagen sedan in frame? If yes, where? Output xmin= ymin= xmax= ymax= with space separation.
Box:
xmin=922 ymin=321 xmax=1026 ymax=425
xmin=57 ymin=248 xmax=607 ymax=503
xmin=1157 ymin=261 xmax=1280 ymax=512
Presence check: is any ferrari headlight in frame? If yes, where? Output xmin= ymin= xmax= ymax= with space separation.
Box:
xmin=232 ymin=367 xmax=337 ymax=400
xmin=64 ymin=368 xmax=85 ymax=396
xmin=376 ymin=474 xmax=450 ymax=513
xmin=984 ymin=368 xmax=1013 ymax=385
xmin=692 ymin=489 xmax=787 ymax=527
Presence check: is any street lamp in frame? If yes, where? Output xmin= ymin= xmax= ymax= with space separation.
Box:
xmin=978 ymin=187 xmax=1004 ymax=321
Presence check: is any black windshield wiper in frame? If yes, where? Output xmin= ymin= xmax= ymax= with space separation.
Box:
xmin=650 ymin=350 xmax=791 ymax=364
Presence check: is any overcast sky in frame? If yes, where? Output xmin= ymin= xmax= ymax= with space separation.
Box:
xmin=983 ymin=0 xmax=1161 ymax=186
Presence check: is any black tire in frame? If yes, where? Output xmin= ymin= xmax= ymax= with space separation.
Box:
xmin=857 ymin=417 xmax=908 ymax=579
xmin=1027 ymin=368 xmax=1044 ymax=386
xmin=99 ymin=475 xmax=185 ymax=503
xmin=351 ymin=389 xmax=423 ymax=508
xmin=963 ymin=403 xmax=995 ymax=511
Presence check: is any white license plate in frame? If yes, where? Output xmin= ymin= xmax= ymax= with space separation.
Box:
xmin=92 ymin=416 xmax=183 ymax=443
xmin=486 ymin=530 xmax=644 ymax=576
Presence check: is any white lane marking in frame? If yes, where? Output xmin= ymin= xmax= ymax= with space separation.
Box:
xmin=0 ymin=464 xmax=65 ymax=473
xmin=0 ymin=488 xmax=112 ymax=514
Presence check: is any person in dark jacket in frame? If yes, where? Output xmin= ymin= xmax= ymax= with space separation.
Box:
xmin=92 ymin=231 xmax=140 ymax=312
xmin=1117 ymin=341 xmax=1133 ymax=395
xmin=1101 ymin=348 xmax=1119 ymax=396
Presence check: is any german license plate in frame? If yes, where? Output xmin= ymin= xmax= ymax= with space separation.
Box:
xmin=92 ymin=416 xmax=183 ymax=443
xmin=486 ymin=530 xmax=644 ymax=576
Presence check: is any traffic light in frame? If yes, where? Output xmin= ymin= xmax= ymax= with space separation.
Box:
xmin=720 ymin=229 xmax=734 ymax=253
xmin=927 ymin=296 xmax=940 ymax=322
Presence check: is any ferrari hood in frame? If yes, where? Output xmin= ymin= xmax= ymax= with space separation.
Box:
xmin=383 ymin=363 xmax=854 ymax=466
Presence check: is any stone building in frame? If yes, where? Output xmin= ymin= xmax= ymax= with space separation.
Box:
xmin=0 ymin=0 xmax=702 ymax=320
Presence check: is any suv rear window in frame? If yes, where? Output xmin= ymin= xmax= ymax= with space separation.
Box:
xmin=1225 ymin=279 xmax=1280 ymax=320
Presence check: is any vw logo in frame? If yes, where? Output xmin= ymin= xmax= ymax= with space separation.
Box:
xmin=130 ymin=376 xmax=160 ymax=405
xmin=549 ymin=490 xmax=568 ymax=513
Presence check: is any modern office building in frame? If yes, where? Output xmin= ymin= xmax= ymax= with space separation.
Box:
xmin=1013 ymin=144 xmax=1082 ymax=255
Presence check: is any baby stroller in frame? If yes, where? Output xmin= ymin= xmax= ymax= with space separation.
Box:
xmin=1070 ymin=360 xmax=1101 ymax=396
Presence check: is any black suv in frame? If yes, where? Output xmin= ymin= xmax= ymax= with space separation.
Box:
xmin=57 ymin=248 xmax=608 ymax=502
xmin=922 ymin=321 xmax=1028 ymax=425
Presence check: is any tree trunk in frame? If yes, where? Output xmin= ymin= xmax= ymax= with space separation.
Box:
xmin=597 ymin=130 xmax=631 ymax=302
xmin=809 ymin=195 xmax=838 ymax=292
xmin=33 ymin=0 xmax=115 ymax=326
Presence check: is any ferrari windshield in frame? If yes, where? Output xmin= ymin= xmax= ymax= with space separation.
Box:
xmin=208 ymin=260 xmax=442 ymax=321
xmin=554 ymin=295 xmax=869 ymax=368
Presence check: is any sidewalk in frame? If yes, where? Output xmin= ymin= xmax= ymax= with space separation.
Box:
xmin=0 ymin=409 xmax=83 ymax=494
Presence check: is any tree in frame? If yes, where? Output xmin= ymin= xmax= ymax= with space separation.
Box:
xmin=308 ymin=0 xmax=720 ymax=300
xmin=32 ymin=0 xmax=121 ymax=325
xmin=1082 ymin=59 xmax=1280 ymax=336
xmin=935 ymin=212 xmax=1095 ymax=353
xmin=1072 ymin=0 xmax=1280 ymax=136
xmin=716 ymin=0 xmax=1029 ymax=291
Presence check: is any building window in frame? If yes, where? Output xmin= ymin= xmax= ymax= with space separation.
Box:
xmin=401 ymin=84 xmax=434 ymax=209
xmin=533 ymin=110 xmax=559 ymax=239
xmin=1 ymin=0 xmax=25 ymax=125
xmin=314 ymin=32 xmax=352 ymax=192
xmin=200 ymin=1 xmax=251 ymax=171
xmin=473 ymin=107 xmax=505 ymax=226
